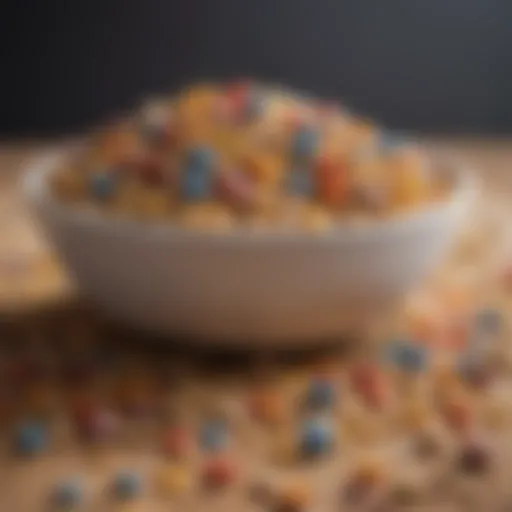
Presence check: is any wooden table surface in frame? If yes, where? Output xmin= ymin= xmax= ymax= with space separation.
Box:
xmin=1 ymin=137 xmax=512 ymax=512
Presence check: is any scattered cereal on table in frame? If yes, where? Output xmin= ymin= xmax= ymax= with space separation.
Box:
xmin=200 ymin=419 xmax=229 ymax=453
xmin=112 ymin=471 xmax=143 ymax=501
xmin=161 ymin=425 xmax=193 ymax=459
xmin=305 ymin=377 xmax=337 ymax=410
xmin=156 ymin=464 xmax=192 ymax=497
xmin=300 ymin=417 xmax=334 ymax=458
xmin=457 ymin=440 xmax=492 ymax=475
xmin=52 ymin=478 xmax=84 ymax=509
xmin=202 ymin=456 xmax=237 ymax=488
xmin=15 ymin=421 xmax=48 ymax=456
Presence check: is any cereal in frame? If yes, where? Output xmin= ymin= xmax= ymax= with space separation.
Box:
xmin=200 ymin=419 xmax=229 ymax=453
xmin=161 ymin=426 xmax=193 ymax=459
xmin=442 ymin=400 xmax=474 ymax=434
xmin=387 ymin=341 xmax=429 ymax=373
xmin=305 ymin=378 xmax=337 ymax=410
xmin=300 ymin=418 xmax=335 ymax=458
xmin=349 ymin=363 xmax=389 ymax=410
xmin=15 ymin=421 xmax=48 ymax=456
xmin=457 ymin=440 xmax=492 ymax=474
xmin=202 ymin=456 xmax=237 ymax=488
xmin=156 ymin=464 xmax=192 ymax=497
xmin=250 ymin=388 xmax=287 ymax=425
xmin=52 ymin=478 xmax=83 ymax=509
xmin=112 ymin=471 xmax=143 ymax=500
xmin=52 ymin=81 xmax=447 ymax=229
xmin=90 ymin=172 xmax=117 ymax=201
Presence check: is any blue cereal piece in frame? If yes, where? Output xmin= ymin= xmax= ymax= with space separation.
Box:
xmin=387 ymin=341 xmax=428 ymax=373
xmin=181 ymin=146 xmax=216 ymax=200
xmin=113 ymin=471 xmax=142 ymax=500
xmin=474 ymin=308 xmax=502 ymax=336
xmin=287 ymin=167 xmax=315 ymax=197
xmin=301 ymin=419 xmax=334 ymax=458
xmin=90 ymin=172 xmax=117 ymax=201
xmin=16 ymin=422 xmax=48 ymax=456
xmin=53 ymin=478 xmax=83 ymax=508
xmin=186 ymin=146 xmax=216 ymax=171
xmin=200 ymin=420 xmax=229 ymax=453
xmin=292 ymin=126 xmax=319 ymax=162
xmin=307 ymin=379 xmax=337 ymax=410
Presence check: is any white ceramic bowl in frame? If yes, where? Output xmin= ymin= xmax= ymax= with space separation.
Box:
xmin=24 ymin=150 xmax=475 ymax=345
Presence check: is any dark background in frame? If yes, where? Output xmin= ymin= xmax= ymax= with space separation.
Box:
xmin=1 ymin=0 xmax=512 ymax=137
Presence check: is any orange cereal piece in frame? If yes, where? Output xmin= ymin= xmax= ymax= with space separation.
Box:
xmin=250 ymin=388 xmax=287 ymax=425
xmin=245 ymin=152 xmax=285 ymax=187
xmin=389 ymin=147 xmax=430 ymax=208
xmin=350 ymin=363 xmax=389 ymax=410
xmin=442 ymin=400 xmax=474 ymax=434
xmin=97 ymin=124 xmax=143 ymax=166
xmin=316 ymin=155 xmax=349 ymax=207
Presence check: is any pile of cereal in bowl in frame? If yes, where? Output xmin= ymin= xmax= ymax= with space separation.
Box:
xmin=52 ymin=81 xmax=449 ymax=232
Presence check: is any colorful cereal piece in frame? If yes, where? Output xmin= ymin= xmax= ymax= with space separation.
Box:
xmin=442 ymin=400 xmax=474 ymax=434
xmin=202 ymin=456 xmax=237 ymax=488
xmin=306 ymin=378 xmax=337 ymax=410
xmin=161 ymin=426 xmax=192 ymax=459
xmin=387 ymin=341 xmax=428 ymax=373
xmin=474 ymin=307 xmax=502 ymax=336
xmin=15 ymin=421 xmax=48 ymax=456
xmin=53 ymin=478 xmax=83 ymax=508
xmin=456 ymin=356 xmax=491 ymax=390
xmin=200 ymin=420 xmax=229 ymax=452
xmin=291 ymin=126 xmax=319 ymax=162
xmin=181 ymin=146 xmax=216 ymax=200
xmin=156 ymin=464 xmax=192 ymax=496
xmin=458 ymin=440 xmax=491 ymax=474
xmin=250 ymin=388 xmax=287 ymax=425
xmin=316 ymin=156 xmax=349 ymax=207
xmin=300 ymin=418 xmax=334 ymax=458
xmin=389 ymin=147 xmax=430 ymax=207
xmin=75 ymin=406 xmax=120 ymax=444
xmin=90 ymin=172 xmax=117 ymax=201
xmin=349 ymin=363 xmax=388 ymax=410
xmin=216 ymin=169 xmax=256 ymax=211
xmin=287 ymin=167 xmax=315 ymax=197
xmin=113 ymin=471 xmax=142 ymax=500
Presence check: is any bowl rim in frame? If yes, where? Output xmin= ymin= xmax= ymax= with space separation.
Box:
xmin=23 ymin=147 xmax=477 ymax=245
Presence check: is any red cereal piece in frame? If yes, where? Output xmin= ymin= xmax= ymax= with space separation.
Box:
xmin=161 ymin=426 xmax=193 ymax=459
xmin=350 ymin=363 xmax=388 ymax=410
xmin=202 ymin=456 xmax=237 ymax=488
xmin=316 ymin=155 xmax=349 ymax=208
xmin=442 ymin=400 xmax=474 ymax=434
xmin=137 ymin=154 xmax=166 ymax=187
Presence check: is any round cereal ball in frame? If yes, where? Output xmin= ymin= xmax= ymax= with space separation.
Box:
xmin=300 ymin=418 xmax=334 ymax=458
